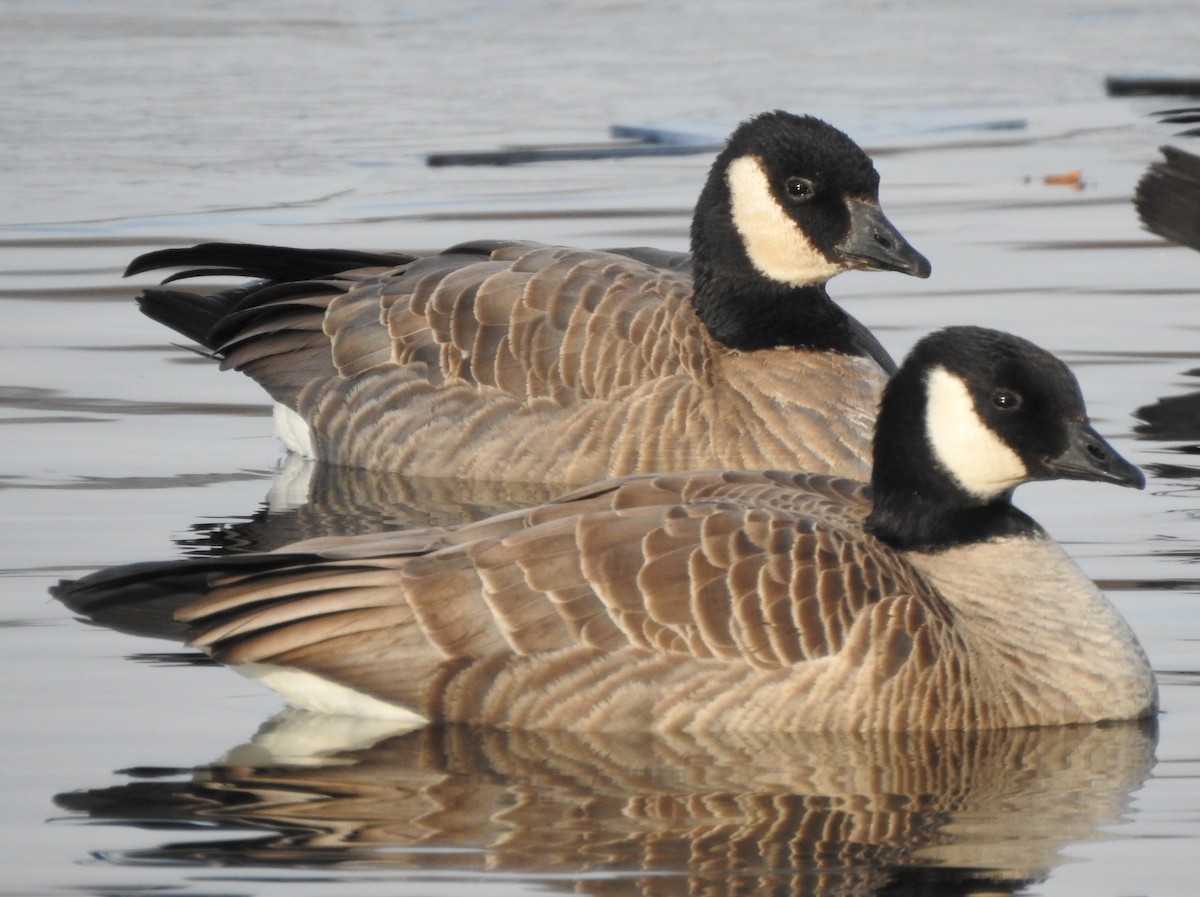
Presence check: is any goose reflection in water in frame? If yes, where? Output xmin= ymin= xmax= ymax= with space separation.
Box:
xmin=56 ymin=714 xmax=1156 ymax=897
xmin=177 ymin=454 xmax=561 ymax=557
xmin=1130 ymin=120 xmax=1200 ymax=476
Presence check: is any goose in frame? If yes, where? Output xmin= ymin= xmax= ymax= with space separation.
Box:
xmin=126 ymin=111 xmax=930 ymax=485
xmin=1135 ymin=142 xmax=1200 ymax=252
xmin=55 ymin=326 xmax=1157 ymax=732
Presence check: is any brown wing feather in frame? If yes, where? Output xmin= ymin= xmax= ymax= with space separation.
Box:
xmin=371 ymin=243 xmax=703 ymax=402
xmin=204 ymin=242 xmax=702 ymax=409
xmin=179 ymin=471 xmax=950 ymax=720
xmin=216 ymin=291 xmax=344 ymax=407
xmin=138 ymin=242 xmax=882 ymax=482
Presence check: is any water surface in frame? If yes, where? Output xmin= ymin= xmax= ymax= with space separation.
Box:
xmin=3 ymin=2 xmax=1200 ymax=895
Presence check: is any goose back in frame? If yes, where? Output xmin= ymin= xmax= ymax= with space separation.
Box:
xmin=153 ymin=241 xmax=884 ymax=482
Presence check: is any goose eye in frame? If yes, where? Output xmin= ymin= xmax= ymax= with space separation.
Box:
xmin=785 ymin=177 xmax=816 ymax=201
xmin=991 ymin=388 xmax=1022 ymax=411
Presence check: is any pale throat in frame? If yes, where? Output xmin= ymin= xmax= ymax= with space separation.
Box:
xmin=726 ymin=155 xmax=842 ymax=287
xmin=924 ymin=366 xmax=1027 ymax=500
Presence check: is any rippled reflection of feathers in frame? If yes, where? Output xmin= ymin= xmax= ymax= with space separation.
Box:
xmin=54 ymin=714 xmax=1157 ymax=897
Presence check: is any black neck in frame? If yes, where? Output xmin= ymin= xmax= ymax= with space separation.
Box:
xmin=689 ymin=181 xmax=894 ymax=365
xmin=863 ymin=356 xmax=1043 ymax=552
xmin=865 ymin=488 xmax=1043 ymax=552
xmin=689 ymin=266 xmax=854 ymax=352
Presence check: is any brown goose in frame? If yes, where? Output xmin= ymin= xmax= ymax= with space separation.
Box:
xmin=55 ymin=326 xmax=1157 ymax=731
xmin=127 ymin=111 xmax=930 ymax=485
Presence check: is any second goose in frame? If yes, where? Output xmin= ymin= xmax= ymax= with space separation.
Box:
xmin=127 ymin=111 xmax=929 ymax=484
xmin=55 ymin=326 xmax=1156 ymax=732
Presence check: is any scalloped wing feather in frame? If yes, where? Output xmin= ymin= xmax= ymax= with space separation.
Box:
xmin=179 ymin=471 xmax=950 ymax=722
xmin=133 ymin=242 xmax=882 ymax=482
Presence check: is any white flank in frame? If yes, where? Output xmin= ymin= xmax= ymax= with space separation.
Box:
xmin=237 ymin=661 xmax=430 ymax=724
xmin=273 ymin=401 xmax=315 ymax=458
xmin=925 ymin=366 xmax=1027 ymax=500
xmin=726 ymin=155 xmax=842 ymax=286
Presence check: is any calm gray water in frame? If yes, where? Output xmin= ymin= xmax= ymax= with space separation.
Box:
xmin=4 ymin=1 xmax=1200 ymax=895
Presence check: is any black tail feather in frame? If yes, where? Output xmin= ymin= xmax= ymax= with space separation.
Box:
xmin=135 ymin=287 xmax=247 ymax=350
xmin=51 ymin=553 xmax=319 ymax=644
xmin=127 ymin=242 xmax=418 ymax=351
xmin=53 ymin=559 xmax=218 ymax=643
xmin=125 ymin=242 xmax=416 ymax=282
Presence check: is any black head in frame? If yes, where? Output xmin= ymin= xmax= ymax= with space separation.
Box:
xmin=691 ymin=111 xmax=930 ymax=289
xmin=866 ymin=326 xmax=1143 ymax=551
xmin=688 ymin=111 xmax=929 ymax=352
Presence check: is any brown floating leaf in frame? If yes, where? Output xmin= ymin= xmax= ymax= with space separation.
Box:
xmin=1043 ymin=169 xmax=1083 ymax=189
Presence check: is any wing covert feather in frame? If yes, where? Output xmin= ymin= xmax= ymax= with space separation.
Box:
xmin=303 ymin=244 xmax=707 ymax=404
xmin=134 ymin=243 xmax=885 ymax=481
xmin=185 ymin=471 xmax=947 ymax=686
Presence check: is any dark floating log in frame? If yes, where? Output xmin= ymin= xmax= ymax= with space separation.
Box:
xmin=426 ymin=125 xmax=721 ymax=167
xmin=424 ymin=115 xmax=1030 ymax=168
xmin=1107 ymin=74 xmax=1200 ymax=97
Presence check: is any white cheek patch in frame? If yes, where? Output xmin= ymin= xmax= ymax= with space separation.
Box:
xmin=925 ymin=367 xmax=1028 ymax=500
xmin=726 ymin=155 xmax=843 ymax=287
